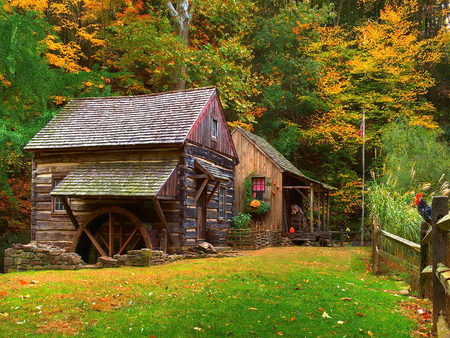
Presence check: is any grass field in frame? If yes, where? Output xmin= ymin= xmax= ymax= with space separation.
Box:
xmin=0 ymin=247 xmax=430 ymax=337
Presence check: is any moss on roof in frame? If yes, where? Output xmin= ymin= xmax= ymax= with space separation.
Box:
xmin=50 ymin=160 xmax=179 ymax=197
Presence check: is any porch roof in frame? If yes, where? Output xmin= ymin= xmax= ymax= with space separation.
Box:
xmin=195 ymin=159 xmax=229 ymax=181
xmin=50 ymin=160 xmax=178 ymax=197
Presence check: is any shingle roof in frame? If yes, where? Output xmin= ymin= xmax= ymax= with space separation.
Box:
xmin=234 ymin=127 xmax=334 ymax=190
xmin=50 ymin=160 xmax=178 ymax=197
xmin=25 ymin=87 xmax=216 ymax=150
xmin=195 ymin=159 xmax=229 ymax=181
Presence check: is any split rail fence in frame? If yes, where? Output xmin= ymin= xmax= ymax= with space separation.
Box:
xmin=372 ymin=196 xmax=450 ymax=335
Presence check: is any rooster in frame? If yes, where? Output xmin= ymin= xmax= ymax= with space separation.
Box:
xmin=415 ymin=193 xmax=432 ymax=224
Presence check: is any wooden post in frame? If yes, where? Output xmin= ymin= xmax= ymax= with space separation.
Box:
xmin=372 ymin=217 xmax=381 ymax=274
xmin=161 ymin=229 xmax=168 ymax=253
xmin=432 ymin=196 xmax=449 ymax=331
xmin=420 ymin=221 xmax=429 ymax=299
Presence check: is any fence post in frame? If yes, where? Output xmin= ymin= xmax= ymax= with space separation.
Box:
xmin=419 ymin=221 xmax=429 ymax=299
xmin=372 ymin=217 xmax=381 ymax=274
xmin=432 ymin=196 xmax=449 ymax=331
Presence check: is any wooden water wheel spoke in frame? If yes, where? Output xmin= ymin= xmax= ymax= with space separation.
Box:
xmin=118 ymin=225 xmax=139 ymax=255
xmin=130 ymin=234 xmax=142 ymax=250
xmin=84 ymin=227 xmax=107 ymax=257
xmin=109 ymin=210 xmax=114 ymax=256
xmin=96 ymin=231 xmax=109 ymax=249
xmin=75 ymin=206 xmax=153 ymax=260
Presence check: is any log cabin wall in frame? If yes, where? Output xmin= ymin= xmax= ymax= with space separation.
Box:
xmin=31 ymin=148 xmax=183 ymax=249
xmin=232 ymin=131 xmax=283 ymax=230
xmin=183 ymin=143 xmax=236 ymax=244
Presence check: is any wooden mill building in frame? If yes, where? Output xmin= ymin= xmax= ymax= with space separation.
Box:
xmin=25 ymin=87 xmax=238 ymax=262
xmin=232 ymin=127 xmax=333 ymax=238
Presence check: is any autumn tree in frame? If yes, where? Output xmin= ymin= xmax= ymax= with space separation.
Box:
xmin=0 ymin=1 xmax=106 ymax=242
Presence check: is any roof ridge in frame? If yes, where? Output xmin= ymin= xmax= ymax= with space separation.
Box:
xmin=69 ymin=86 xmax=217 ymax=102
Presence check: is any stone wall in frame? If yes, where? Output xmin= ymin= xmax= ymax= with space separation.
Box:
xmin=4 ymin=242 xmax=83 ymax=273
xmin=97 ymin=249 xmax=184 ymax=268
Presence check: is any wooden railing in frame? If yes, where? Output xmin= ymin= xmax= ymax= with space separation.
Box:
xmin=372 ymin=196 xmax=450 ymax=334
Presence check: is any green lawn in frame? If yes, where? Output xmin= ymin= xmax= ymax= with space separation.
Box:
xmin=0 ymin=247 xmax=425 ymax=337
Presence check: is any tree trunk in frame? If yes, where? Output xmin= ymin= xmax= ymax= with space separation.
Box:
xmin=166 ymin=0 xmax=193 ymax=90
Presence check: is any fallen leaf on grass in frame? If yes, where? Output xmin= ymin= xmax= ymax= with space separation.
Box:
xmin=322 ymin=311 xmax=332 ymax=319
xmin=0 ymin=313 xmax=9 ymax=317
xmin=19 ymin=295 xmax=30 ymax=299
xmin=337 ymin=321 xmax=345 ymax=325
xmin=277 ymin=332 xmax=283 ymax=336
xmin=193 ymin=327 xmax=202 ymax=332
xmin=19 ymin=280 xmax=28 ymax=285
xmin=290 ymin=316 xmax=296 ymax=322
xmin=367 ymin=331 xmax=374 ymax=337
xmin=248 ymin=307 xmax=258 ymax=311
xmin=340 ymin=297 xmax=352 ymax=301
xmin=357 ymin=312 xmax=364 ymax=317
xmin=0 ymin=291 xmax=7 ymax=296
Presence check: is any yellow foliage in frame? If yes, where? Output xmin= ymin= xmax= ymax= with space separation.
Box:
xmin=44 ymin=35 xmax=89 ymax=73
xmin=6 ymin=0 xmax=48 ymax=13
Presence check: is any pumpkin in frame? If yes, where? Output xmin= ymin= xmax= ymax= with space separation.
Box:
xmin=289 ymin=227 xmax=295 ymax=234
xmin=250 ymin=199 xmax=261 ymax=208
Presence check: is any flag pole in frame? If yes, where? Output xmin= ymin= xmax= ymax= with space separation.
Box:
xmin=361 ymin=111 xmax=365 ymax=246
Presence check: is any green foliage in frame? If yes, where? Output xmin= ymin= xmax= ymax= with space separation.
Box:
xmin=253 ymin=2 xmax=333 ymax=128
xmin=381 ymin=120 xmax=450 ymax=195
xmin=231 ymin=213 xmax=252 ymax=229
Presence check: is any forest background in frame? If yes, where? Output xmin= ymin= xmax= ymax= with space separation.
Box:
xmin=1 ymin=0 xmax=450 ymax=249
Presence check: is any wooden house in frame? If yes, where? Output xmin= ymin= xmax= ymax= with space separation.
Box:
xmin=25 ymin=87 xmax=238 ymax=262
xmin=232 ymin=127 xmax=333 ymax=239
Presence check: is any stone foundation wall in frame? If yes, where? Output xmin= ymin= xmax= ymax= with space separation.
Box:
xmin=4 ymin=242 xmax=83 ymax=273
xmin=97 ymin=249 xmax=184 ymax=268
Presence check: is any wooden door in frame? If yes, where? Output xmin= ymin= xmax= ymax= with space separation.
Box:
xmin=197 ymin=190 xmax=207 ymax=240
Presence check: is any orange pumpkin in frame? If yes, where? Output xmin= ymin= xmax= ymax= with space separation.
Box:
xmin=289 ymin=227 xmax=295 ymax=234
xmin=250 ymin=200 xmax=261 ymax=208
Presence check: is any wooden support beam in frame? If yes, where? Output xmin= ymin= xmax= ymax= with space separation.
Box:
xmin=60 ymin=197 xmax=79 ymax=230
xmin=207 ymin=181 xmax=221 ymax=204
xmin=195 ymin=178 xmax=209 ymax=203
xmin=154 ymin=199 xmax=175 ymax=246
xmin=283 ymin=186 xmax=312 ymax=189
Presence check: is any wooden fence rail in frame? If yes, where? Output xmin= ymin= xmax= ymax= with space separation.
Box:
xmin=372 ymin=196 xmax=450 ymax=335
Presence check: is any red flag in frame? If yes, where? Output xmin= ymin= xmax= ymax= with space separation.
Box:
xmin=359 ymin=119 xmax=365 ymax=138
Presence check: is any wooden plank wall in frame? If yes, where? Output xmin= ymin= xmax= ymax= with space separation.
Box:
xmin=232 ymin=130 xmax=283 ymax=230
xmin=31 ymin=148 xmax=183 ymax=248
xmin=187 ymin=93 xmax=237 ymax=158
xmin=183 ymin=143 xmax=236 ymax=244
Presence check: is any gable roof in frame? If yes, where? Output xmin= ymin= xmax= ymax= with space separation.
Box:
xmin=233 ymin=127 xmax=333 ymax=190
xmin=51 ymin=160 xmax=178 ymax=197
xmin=25 ymin=87 xmax=217 ymax=151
